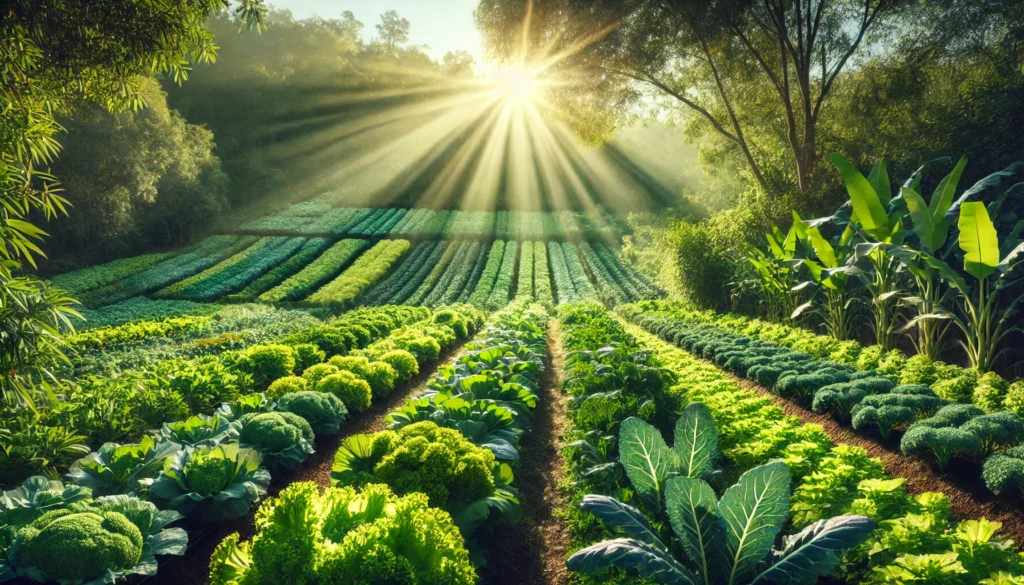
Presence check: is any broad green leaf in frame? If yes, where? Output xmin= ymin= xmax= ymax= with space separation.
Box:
xmin=619 ymin=417 xmax=674 ymax=510
xmin=958 ymin=202 xmax=1000 ymax=281
xmin=666 ymin=477 xmax=719 ymax=585
xmin=830 ymin=154 xmax=890 ymax=241
xmin=673 ymin=403 xmax=718 ymax=478
xmin=931 ymin=156 xmax=968 ymax=219
xmin=902 ymin=187 xmax=937 ymax=252
xmin=580 ymin=495 xmax=668 ymax=550
xmin=867 ymin=158 xmax=892 ymax=205
xmin=566 ymin=538 xmax=698 ymax=585
xmin=791 ymin=211 xmax=808 ymax=240
xmin=806 ymin=227 xmax=837 ymax=268
xmin=715 ymin=460 xmax=791 ymax=585
xmin=751 ymin=515 xmax=876 ymax=585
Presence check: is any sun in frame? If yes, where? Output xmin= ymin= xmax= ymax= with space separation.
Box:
xmin=495 ymin=66 xmax=538 ymax=104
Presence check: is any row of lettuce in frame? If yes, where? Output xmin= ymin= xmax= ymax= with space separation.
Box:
xmin=0 ymin=304 xmax=486 ymax=584
xmin=624 ymin=301 xmax=1024 ymax=497
xmin=555 ymin=301 xmax=1023 ymax=585
xmin=239 ymin=203 xmax=627 ymax=240
xmin=205 ymin=301 xmax=550 ymax=585
xmin=52 ymin=231 xmax=657 ymax=311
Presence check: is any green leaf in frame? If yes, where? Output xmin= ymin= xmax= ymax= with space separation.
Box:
xmin=830 ymin=154 xmax=890 ymax=241
xmin=868 ymin=159 xmax=892 ymax=205
xmin=751 ymin=515 xmax=876 ymax=585
xmin=673 ymin=403 xmax=718 ymax=478
xmin=619 ymin=417 xmax=674 ymax=511
xmin=902 ymin=187 xmax=937 ymax=252
xmin=665 ymin=477 xmax=719 ymax=585
xmin=806 ymin=227 xmax=837 ymax=268
xmin=715 ymin=460 xmax=791 ymax=585
xmin=566 ymin=538 xmax=698 ymax=585
xmin=580 ymin=495 xmax=668 ymax=550
xmin=931 ymin=156 xmax=968 ymax=219
xmin=958 ymin=202 xmax=1000 ymax=281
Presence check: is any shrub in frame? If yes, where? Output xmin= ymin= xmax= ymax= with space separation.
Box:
xmin=206 ymin=483 xmax=476 ymax=585
xmin=982 ymin=446 xmax=1024 ymax=495
xmin=315 ymin=372 xmax=372 ymax=413
xmin=898 ymin=354 xmax=938 ymax=386
xmin=301 ymin=363 xmax=339 ymax=388
xmin=265 ymin=376 xmax=308 ymax=400
xmin=932 ymin=369 xmax=979 ymax=403
xmin=289 ymin=343 xmax=325 ymax=372
xmin=238 ymin=412 xmax=315 ymax=470
xmin=379 ymin=350 xmax=419 ymax=382
xmin=669 ymin=220 xmax=733 ymax=310
xmin=276 ymin=391 xmax=348 ymax=436
xmin=1003 ymin=381 xmax=1024 ymax=416
xmin=856 ymin=345 xmax=885 ymax=370
xmin=973 ymin=372 xmax=1010 ymax=412
xmin=11 ymin=509 xmax=144 ymax=582
xmin=242 ymin=344 xmax=297 ymax=387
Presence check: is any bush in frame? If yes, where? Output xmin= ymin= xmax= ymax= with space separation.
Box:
xmin=12 ymin=509 xmax=144 ymax=582
xmin=238 ymin=412 xmax=315 ymax=470
xmin=983 ymin=445 xmax=1024 ymax=495
xmin=276 ymin=391 xmax=348 ymax=436
xmin=289 ymin=343 xmax=325 ymax=372
xmin=932 ymin=369 xmax=979 ymax=403
xmin=301 ymin=363 xmax=339 ymax=388
xmin=856 ymin=345 xmax=885 ymax=370
xmin=206 ymin=483 xmax=476 ymax=585
xmin=379 ymin=350 xmax=419 ymax=382
xmin=242 ymin=345 xmax=297 ymax=387
xmin=898 ymin=354 xmax=937 ymax=386
xmin=669 ymin=220 xmax=733 ymax=310
xmin=265 ymin=376 xmax=307 ymax=400
xmin=315 ymin=372 xmax=372 ymax=413
xmin=1004 ymin=381 xmax=1024 ymax=416
xmin=973 ymin=372 xmax=1010 ymax=412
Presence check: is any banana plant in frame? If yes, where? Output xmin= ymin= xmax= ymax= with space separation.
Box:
xmin=566 ymin=460 xmax=876 ymax=585
xmin=791 ymin=212 xmax=860 ymax=341
xmin=741 ymin=223 xmax=805 ymax=323
xmin=903 ymin=202 xmax=1023 ymax=371
xmin=830 ymin=155 xmax=908 ymax=350
xmin=892 ymin=156 xmax=968 ymax=359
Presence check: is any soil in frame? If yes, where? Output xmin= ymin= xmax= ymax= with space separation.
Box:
xmin=133 ymin=341 xmax=470 ymax=585
xmin=477 ymin=318 xmax=571 ymax=585
xmin=730 ymin=376 xmax=1024 ymax=544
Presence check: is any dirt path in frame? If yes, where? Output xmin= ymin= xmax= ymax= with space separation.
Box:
xmin=478 ymin=318 xmax=571 ymax=585
xmin=730 ymin=375 xmax=1024 ymax=543
xmin=136 ymin=342 xmax=469 ymax=585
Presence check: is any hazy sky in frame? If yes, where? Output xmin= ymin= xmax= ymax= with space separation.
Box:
xmin=269 ymin=0 xmax=484 ymax=62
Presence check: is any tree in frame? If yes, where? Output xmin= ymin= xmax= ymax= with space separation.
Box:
xmin=377 ymin=9 xmax=411 ymax=49
xmin=442 ymin=50 xmax=477 ymax=77
xmin=0 ymin=0 xmax=264 ymax=406
xmin=475 ymin=0 xmax=904 ymax=194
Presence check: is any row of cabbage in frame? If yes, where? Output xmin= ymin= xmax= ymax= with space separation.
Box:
xmin=0 ymin=306 xmax=428 ymax=488
xmin=205 ymin=302 xmax=549 ymax=584
xmin=557 ymin=302 xmax=1024 ymax=585
xmin=621 ymin=301 xmax=1024 ymax=499
xmin=0 ymin=306 xmax=485 ymax=585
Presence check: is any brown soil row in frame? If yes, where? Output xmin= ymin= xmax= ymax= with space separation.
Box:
xmin=478 ymin=318 xmax=571 ymax=585
xmin=134 ymin=342 xmax=470 ymax=585
xmin=731 ymin=376 xmax=1024 ymax=544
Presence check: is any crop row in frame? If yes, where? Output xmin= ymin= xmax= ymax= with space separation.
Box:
xmin=533 ymin=241 xmax=554 ymax=305
xmin=238 ymin=206 xmax=362 ymax=235
xmin=222 ymin=237 xmax=332 ymax=302
xmin=582 ymin=241 xmax=663 ymax=303
xmin=547 ymin=241 xmax=574 ymax=304
xmin=72 ymin=297 xmax=224 ymax=330
xmin=76 ymin=235 xmax=258 ymax=307
xmin=3 ymin=305 xmax=429 ymax=487
xmin=421 ymin=241 xmax=478 ymax=307
xmin=561 ymin=242 xmax=598 ymax=302
xmin=0 ymin=306 xmax=485 ymax=585
xmin=359 ymin=240 xmax=440 ymax=305
xmin=578 ymin=240 xmax=629 ymax=305
xmin=556 ymin=302 xmax=1024 ymax=585
xmin=620 ymin=302 xmax=1024 ymax=516
xmin=484 ymin=240 xmax=518 ymax=310
xmin=50 ymin=249 xmax=180 ymax=295
xmin=257 ymin=239 xmax=370 ymax=303
xmin=304 ymin=239 xmax=410 ymax=307
xmin=516 ymin=241 xmax=534 ymax=301
xmin=403 ymin=241 xmax=462 ymax=306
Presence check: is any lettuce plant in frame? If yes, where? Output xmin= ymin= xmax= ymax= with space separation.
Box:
xmin=387 ymin=395 xmax=522 ymax=460
xmin=153 ymin=415 xmax=235 ymax=448
xmin=149 ymin=444 xmax=269 ymax=523
xmin=66 ymin=436 xmax=179 ymax=497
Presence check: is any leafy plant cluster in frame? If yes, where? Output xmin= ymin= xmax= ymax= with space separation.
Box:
xmin=258 ymin=239 xmax=370 ymax=303
xmin=304 ymin=239 xmax=410 ymax=308
xmin=604 ymin=303 xmax=1024 ymax=584
xmin=343 ymin=207 xmax=409 ymax=237
xmin=548 ymin=242 xmax=577 ymax=304
xmin=403 ymin=242 xmax=462 ymax=306
xmin=362 ymin=241 xmax=450 ymax=304
xmin=71 ymin=297 xmax=224 ymax=331
xmin=485 ymin=241 xmax=518 ymax=310
xmin=562 ymin=242 xmax=600 ymax=302
xmin=421 ymin=241 xmax=481 ymax=307
xmin=238 ymin=207 xmax=363 ymax=236
xmin=49 ymin=251 xmax=180 ymax=297
xmin=516 ymin=241 xmax=535 ymax=301
xmin=533 ymin=241 xmax=555 ymax=306
xmin=67 ymin=315 xmax=214 ymax=350
xmin=222 ymin=238 xmax=332 ymax=302
xmin=468 ymin=240 xmax=508 ymax=307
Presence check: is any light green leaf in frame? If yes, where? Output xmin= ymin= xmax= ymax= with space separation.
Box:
xmin=958 ymin=202 xmax=1000 ymax=281
xmin=620 ymin=417 xmax=674 ymax=511
xmin=715 ymin=460 xmax=791 ymax=585
xmin=830 ymin=154 xmax=890 ymax=241
xmin=902 ymin=187 xmax=937 ymax=252
xmin=666 ymin=477 xmax=719 ymax=585
xmin=673 ymin=403 xmax=718 ymax=478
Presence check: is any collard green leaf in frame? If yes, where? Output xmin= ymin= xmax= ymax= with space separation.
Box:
xmin=665 ymin=477 xmax=719 ymax=585
xmin=673 ymin=403 xmax=717 ymax=478
xmin=566 ymin=538 xmax=698 ymax=585
xmin=580 ymin=495 xmax=668 ymax=550
xmin=619 ymin=417 xmax=673 ymax=510
xmin=715 ymin=460 xmax=791 ymax=585
xmin=751 ymin=515 xmax=876 ymax=585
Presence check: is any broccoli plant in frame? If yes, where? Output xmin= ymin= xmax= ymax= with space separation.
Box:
xmin=237 ymin=412 xmax=315 ymax=471
xmin=566 ymin=460 xmax=876 ymax=585
xmin=150 ymin=444 xmax=269 ymax=523
xmin=66 ymin=436 xmax=179 ymax=497
xmin=276 ymin=391 xmax=347 ymax=436
xmin=901 ymin=404 xmax=989 ymax=471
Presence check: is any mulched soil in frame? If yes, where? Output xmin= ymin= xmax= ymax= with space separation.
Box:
xmin=477 ymin=318 xmax=571 ymax=585
xmin=132 ymin=341 xmax=471 ymax=585
xmin=731 ymin=375 xmax=1024 ymax=544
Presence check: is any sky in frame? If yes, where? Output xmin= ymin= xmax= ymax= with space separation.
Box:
xmin=268 ymin=0 xmax=484 ymax=62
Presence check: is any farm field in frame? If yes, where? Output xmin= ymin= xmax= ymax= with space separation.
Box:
xmin=5 ymin=4 xmax=1024 ymax=585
